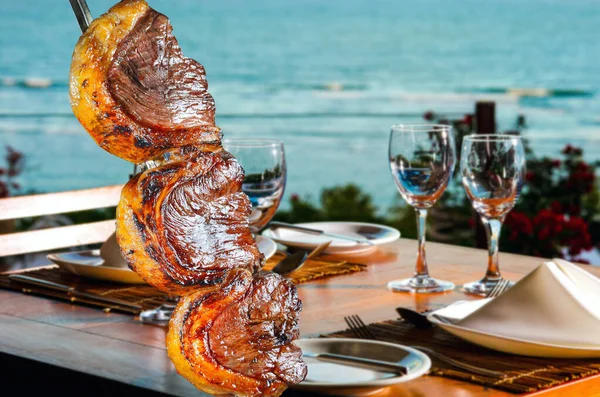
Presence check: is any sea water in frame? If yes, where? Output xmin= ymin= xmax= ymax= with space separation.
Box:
xmin=0 ymin=0 xmax=598 ymax=211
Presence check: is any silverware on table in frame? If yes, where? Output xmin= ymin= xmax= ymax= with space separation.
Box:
xmin=302 ymin=351 xmax=408 ymax=375
xmin=485 ymin=278 xmax=512 ymax=298
xmin=397 ymin=278 xmax=513 ymax=328
xmin=306 ymin=240 xmax=333 ymax=260
xmin=343 ymin=314 xmax=506 ymax=378
xmin=271 ymin=240 xmax=333 ymax=275
xmin=8 ymin=274 xmax=142 ymax=311
xmin=269 ymin=221 xmax=373 ymax=245
xmin=395 ymin=307 xmax=434 ymax=329
xmin=271 ymin=251 xmax=308 ymax=275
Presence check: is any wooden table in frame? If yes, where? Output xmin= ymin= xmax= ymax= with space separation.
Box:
xmin=2 ymin=239 xmax=600 ymax=396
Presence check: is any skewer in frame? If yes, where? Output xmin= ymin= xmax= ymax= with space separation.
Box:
xmin=69 ymin=0 xmax=93 ymax=32
xmin=67 ymin=0 xmax=145 ymax=176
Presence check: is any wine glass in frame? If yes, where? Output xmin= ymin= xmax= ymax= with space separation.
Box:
xmin=388 ymin=124 xmax=456 ymax=293
xmin=460 ymin=134 xmax=526 ymax=295
xmin=223 ymin=139 xmax=287 ymax=233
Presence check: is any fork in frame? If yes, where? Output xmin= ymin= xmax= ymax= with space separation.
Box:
xmin=485 ymin=278 xmax=512 ymax=298
xmin=396 ymin=278 xmax=512 ymax=328
xmin=343 ymin=314 xmax=506 ymax=378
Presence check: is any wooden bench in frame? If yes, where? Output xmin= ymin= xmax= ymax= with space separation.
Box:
xmin=0 ymin=185 xmax=123 ymax=259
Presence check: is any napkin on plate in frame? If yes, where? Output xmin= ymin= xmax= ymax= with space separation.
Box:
xmin=99 ymin=232 xmax=128 ymax=268
xmin=434 ymin=259 xmax=600 ymax=347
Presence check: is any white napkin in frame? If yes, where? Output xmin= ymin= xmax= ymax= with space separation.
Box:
xmin=439 ymin=260 xmax=600 ymax=347
xmin=99 ymin=232 xmax=128 ymax=269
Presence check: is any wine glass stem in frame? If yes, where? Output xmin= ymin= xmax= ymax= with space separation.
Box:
xmin=415 ymin=208 xmax=429 ymax=277
xmin=482 ymin=217 xmax=503 ymax=280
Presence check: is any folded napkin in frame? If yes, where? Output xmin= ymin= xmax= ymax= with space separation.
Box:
xmin=435 ymin=259 xmax=600 ymax=348
xmin=99 ymin=232 xmax=129 ymax=268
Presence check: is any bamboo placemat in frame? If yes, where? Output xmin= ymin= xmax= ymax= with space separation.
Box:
xmin=324 ymin=318 xmax=600 ymax=394
xmin=0 ymin=253 xmax=366 ymax=314
xmin=263 ymin=252 xmax=367 ymax=283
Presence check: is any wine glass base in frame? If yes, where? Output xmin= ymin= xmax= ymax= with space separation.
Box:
xmin=388 ymin=277 xmax=454 ymax=294
xmin=139 ymin=303 xmax=176 ymax=327
xmin=462 ymin=278 xmax=514 ymax=296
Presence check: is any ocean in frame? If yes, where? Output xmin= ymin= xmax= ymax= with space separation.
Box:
xmin=1 ymin=0 xmax=598 ymax=211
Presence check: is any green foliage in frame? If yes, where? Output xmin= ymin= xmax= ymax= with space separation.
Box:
xmin=273 ymin=112 xmax=599 ymax=263
xmin=319 ymin=185 xmax=384 ymax=223
xmin=274 ymin=184 xmax=386 ymax=225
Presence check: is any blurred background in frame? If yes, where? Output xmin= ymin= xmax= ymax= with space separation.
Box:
xmin=1 ymin=0 xmax=598 ymax=263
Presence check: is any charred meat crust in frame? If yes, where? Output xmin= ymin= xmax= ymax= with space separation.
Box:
xmin=69 ymin=0 xmax=221 ymax=163
xmin=167 ymin=270 xmax=306 ymax=397
xmin=116 ymin=147 xmax=263 ymax=295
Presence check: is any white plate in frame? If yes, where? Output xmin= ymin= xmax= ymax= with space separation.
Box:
xmin=293 ymin=338 xmax=431 ymax=396
xmin=428 ymin=301 xmax=600 ymax=358
xmin=257 ymin=235 xmax=277 ymax=261
xmin=47 ymin=250 xmax=146 ymax=284
xmin=262 ymin=222 xmax=400 ymax=254
xmin=47 ymin=236 xmax=278 ymax=284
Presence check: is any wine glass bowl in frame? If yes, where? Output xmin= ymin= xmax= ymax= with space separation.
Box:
xmin=387 ymin=124 xmax=456 ymax=293
xmin=223 ymin=139 xmax=287 ymax=233
xmin=461 ymin=134 xmax=526 ymax=295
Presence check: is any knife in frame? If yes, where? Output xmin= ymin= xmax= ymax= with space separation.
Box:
xmin=269 ymin=222 xmax=373 ymax=245
xmin=303 ymin=351 xmax=408 ymax=375
xmin=8 ymin=274 xmax=142 ymax=312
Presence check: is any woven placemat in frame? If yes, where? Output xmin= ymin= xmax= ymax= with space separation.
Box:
xmin=263 ymin=252 xmax=367 ymax=283
xmin=0 ymin=252 xmax=365 ymax=314
xmin=324 ymin=318 xmax=600 ymax=394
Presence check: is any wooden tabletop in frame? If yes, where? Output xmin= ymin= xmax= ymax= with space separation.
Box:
xmin=2 ymin=238 xmax=600 ymax=396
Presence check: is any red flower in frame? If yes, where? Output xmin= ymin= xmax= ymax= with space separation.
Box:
xmin=562 ymin=216 xmax=593 ymax=253
xmin=550 ymin=201 xmax=562 ymax=214
xmin=537 ymin=228 xmax=550 ymax=241
xmin=504 ymin=211 xmax=533 ymax=241
xmin=562 ymin=144 xmax=583 ymax=156
xmin=550 ymin=159 xmax=561 ymax=168
xmin=0 ymin=168 xmax=5 ymax=176
xmin=291 ymin=193 xmax=300 ymax=202
xmin=567 ymin=171 xmax=594 ymax=193
xmin=575 ymin=162 xmax=590 ymax=172
xmin=423 ymin=111 xmax=435 ymax=121
xmin=468 ymin=217 xmax=476 ymax=228
xmin=568 ymin=204 xmax=582 ymax=216
xmin=532 ymin=209 xmax=564 ymax=242
xmin=5 ymin=146 xmax=23 ymax=166
xmin=525 ymin=171 xmax=536 ymax=182
xmin=0 ymin=182 xmax=8 ymax=198
xmin=463 ymin=114 xmax=473 ymax=127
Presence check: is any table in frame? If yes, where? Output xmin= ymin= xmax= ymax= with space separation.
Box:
xmin=2 ymin=239 xmax=600 ymax=396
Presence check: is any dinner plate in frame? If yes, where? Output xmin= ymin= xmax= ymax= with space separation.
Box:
xmin=47 ymin=249 xmax=146 ymax=284
xmin=428 ymin=301 xmax=600 ymax=358
xmin=257 ymin=235 xmax=277 ymax=260
xmin=262 ymin=222 xmax=400 ymax=254
xmin=292 ymin=338 xmax=431 ymax=396
xmin=47 ymin=236 xmax=278 ymax=284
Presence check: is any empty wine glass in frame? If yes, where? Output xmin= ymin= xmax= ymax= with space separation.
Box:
xmin=460 ymin=134 xmax=526 ymax=295
xmin=223 ymin=139 xmax=286 ymax=233
xmin=388 ymin=124 xmax=456 ymax=293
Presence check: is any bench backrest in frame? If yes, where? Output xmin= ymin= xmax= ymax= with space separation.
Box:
xmin=0 ymin=185 xmax=123 ymax=257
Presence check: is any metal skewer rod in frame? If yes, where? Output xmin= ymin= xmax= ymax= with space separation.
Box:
xmin=69 ymin=0 xmax=93 ymax=32
xmin=66 ymin=0 xmax=154 ymax=180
